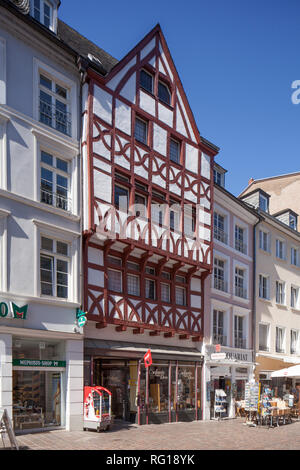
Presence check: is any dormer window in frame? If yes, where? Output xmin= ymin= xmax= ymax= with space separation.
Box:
xmin=31 ymin=0 xmax=54 ymax=30
xmin=290 ymin=214 xmax=297 ymax=230
xmin=259 ymin=193 xmax=269 ymax=212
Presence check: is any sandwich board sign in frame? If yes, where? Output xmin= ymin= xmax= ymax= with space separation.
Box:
xmin=0 ymin=408 xmax=19 ymax=450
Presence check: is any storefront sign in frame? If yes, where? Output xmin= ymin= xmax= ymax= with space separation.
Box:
xmin=0 ymin=301 xmax=28 ymax=319
xmin=13 ymin=359 xmax=66 ymax=368
xmin=211 ymin=353 xmax=227 ymax=361
xmin=226 ymin=352 xmax=250 ymax=362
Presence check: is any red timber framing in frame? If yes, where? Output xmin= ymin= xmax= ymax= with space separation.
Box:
xmin=82 ymin=24 xmax=219 ymax=340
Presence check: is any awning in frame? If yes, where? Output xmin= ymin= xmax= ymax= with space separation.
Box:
xmin=271 ymin=364 xmax=300 ymax=378
xmin=84 ymin=339 xmax=203 ymax=362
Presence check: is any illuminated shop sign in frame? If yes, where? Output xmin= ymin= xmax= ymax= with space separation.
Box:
xmin=0 ymin=301 xmax=28 ymax=320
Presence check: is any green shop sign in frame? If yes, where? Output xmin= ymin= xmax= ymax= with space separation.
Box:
xmin=13 ymin=359 xmax=66 ymax=368
xmin=0 ymin=301 xmax=28 ymax=319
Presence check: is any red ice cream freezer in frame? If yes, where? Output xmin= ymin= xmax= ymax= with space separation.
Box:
xmin=83 ymin=386 xmax=112 ymax=432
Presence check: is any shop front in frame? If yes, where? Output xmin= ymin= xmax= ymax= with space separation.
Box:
xmin=84 ymin=339 xmax=203 ymax=425
xmin=203 ymin=345 xmax=255 ymax=420
xmin=12 ymin=336 xmax=66 ymax=432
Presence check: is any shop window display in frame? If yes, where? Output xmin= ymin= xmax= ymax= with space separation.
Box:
xmin=177 ymin=364 xmax=196 ymax=411
xmin=148 ymin=363 xmax=169 ymax=414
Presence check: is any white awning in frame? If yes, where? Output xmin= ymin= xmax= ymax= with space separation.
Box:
xmin=271 ymin=364 xmax=300 ymax=378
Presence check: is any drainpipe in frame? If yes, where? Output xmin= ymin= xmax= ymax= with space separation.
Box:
xmin=252 ymin=212 xmax=263 ymax=379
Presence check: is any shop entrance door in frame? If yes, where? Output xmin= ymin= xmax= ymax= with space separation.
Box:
xmin=94 ymin=360 xmax=130 ymax=421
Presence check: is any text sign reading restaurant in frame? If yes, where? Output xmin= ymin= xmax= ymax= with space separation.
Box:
xmin=13 ymin=359 xmax=66 ymax=368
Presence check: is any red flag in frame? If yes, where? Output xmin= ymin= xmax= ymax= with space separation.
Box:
xmin=215 ymin=344 xmax=221 ymax=353
xmin=144 ymin=349 xmax=152 ymax=368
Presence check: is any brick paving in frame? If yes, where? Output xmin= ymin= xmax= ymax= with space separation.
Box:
xmin=2 ymin=418 xmax=300 ymax=450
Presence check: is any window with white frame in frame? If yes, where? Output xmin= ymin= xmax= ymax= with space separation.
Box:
xmin=235 ymin=267 xmax=247 ymax=299
xmin=259 ymin=323 xmax=269 ymax=352
xmin=213 ymin=309 xmax=226 ymax=345
xmin=40 ymin=236 xmax=69 ymax=298
xmin=39 ymin=72 xmax=71 ymax=136
xmin=234 ymin=315 xmax=246 ymax=349
xmin=235 ymin=225 xmax=247 ymax=254
xmin=31 ymin=0 xmax=54 ymax=30
xmin=213 ymin=169 xmax=225 ymax=187
xmin=214 ymin=212 xmax=227 ymax=244
xmin=169 ymin=201 xmax=181 ymax=232
xmin=290 ymin=214 xmax=297 ymax=230
xmin=291 ymin=247 xmax=299 ymax=266
xmin=259 ymin=230 xmax=270 ymax=253
xmin=175 ymin=286 xmax=186 ymax=306
xmin=127 ymin=273 xmax=140 ymax=296
xmin=276 ymin=281 xmax=285 ymax=305
xmin=276 ymin=239 xmax=286 ymax=260
xmin=276 ymin=326 xmax=285 ymax=353
xmin=291 ymin=330 xmax=299 ymax=355
xmin=259 ymin=193 xmax=269 ymax=212
xmin=291 ymin=286 xmax=299 ymax=309
xmin=40 ymin=150 xmax=70 ymax=211
xmin=213 ymin=257 xmax=227 ymax=292
xmin=259 ymin=274 xmax=270 ymax=300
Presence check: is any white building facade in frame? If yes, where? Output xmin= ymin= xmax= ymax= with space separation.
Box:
xmin=0 ymin=0 xmax=83 ymax=432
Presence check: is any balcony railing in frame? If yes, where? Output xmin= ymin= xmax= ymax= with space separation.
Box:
xmin=235 ymin=239 xmax=247 ymax=254
xmin=234 ymin=338 xmax=246 ymax=349
xmin=235 ymin=286 xmax=248 ymax=299
xmin=213 ymin=277 xmax=228 ymax=293
xmin=214 ymin=227 xmax=228 ymax=244
xmin=39 ymin=99 xmax=72 ymax=136
xmin=213 ymin=334 xmax=227 ymax=346
xmin=41 ymin=188 xmax=72 ymax=212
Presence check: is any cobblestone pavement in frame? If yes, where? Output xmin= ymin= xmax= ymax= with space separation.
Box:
xmin=2 ymin=418 xmax=300 ymax=451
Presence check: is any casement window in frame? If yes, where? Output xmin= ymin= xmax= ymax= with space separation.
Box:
xmin=134 ymin=193 xmax=147 ymax=218
xmin=291 ymin=286 xmax=299 ymax=309
xmin=259 ymin=274 xmax=270 ymax=300
xmin=158 ymin=81 xmax=171 ymax=105
xmin=291 ymin=247 xmax=299 ymax=266
xmin=108 ymin=268 xmax=122 ymax=292
xmin=127 ymin=261 xmax=139 ymax=271
xmin=259 ymin=323 xmax=269 ymax=352
xmin=234 ymin=315 xmax=246 ymax=349
xmin=170 ymin=201 xmax=181 ymax=231
xmin=161 ymin=283 xmax=170 ymax=303
xmin=145 ymin=278 xmax=156 ymax=300
xmin=290 ymin=214 xmax=297 ymax=230
xmin=114 ymin=184 xmax=129 ymax=211
xmin=235 ymin=225 xmax=247 ymax=254
xmin=235 ymin=267 xmax=247 ymax=299
xmin=175 ymin=286 xmax=186 ymax=306
xmin=213 ymin=258 xmax=227 ymax=292
xmin=40 ymin=151 xmax=70 ymax=211
xmin=107 ymin=256 xmax=122 ymax=267
xmin=39 ymin=73 xmax=71 ymax=136
xmin=169 ymin=138 xmax=180 ymax=164
xmin=145 ymin=266 xmax=155 ymax=275
xmin=140 ymin=69 xmax=153 ymax=94
xmin=276 ymin=327 xmax=285 ymax=353
xmin=134 ymin=117 xmax=148 ymax=145
xmin=276 ymin=281 xmax=285 ymax=305
xmin=151 ymin=203 xmax=165 ymax=226
xmin=276 ymin=239 xmax=285 ymax=260
xmin=127 ymin=273 xmax=140 ymax=296
xmin=184 ymin=207 xmax=196 ymax=238
xmin=259 ymin=230 xmax=270 ymax=252
xmin=31 ymin=0 xmax=53 ymax=30
xmin=40 ymin=236 xmax=69 ymax=298
xmin=214 ymin=212 xmax=227 ymax=244
xmin=213 ymin=310 xmax=226 ymax=346
xmin=213 ymin=169 xmax=225 ymax=187
xmin=291 ymin=330 xmax=299 ymax=355
xmin=259 ymin=193 xmax=269 ymax=212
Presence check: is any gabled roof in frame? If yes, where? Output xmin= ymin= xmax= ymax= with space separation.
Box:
xmin=58 ymin=20 xmax=118 ymax=75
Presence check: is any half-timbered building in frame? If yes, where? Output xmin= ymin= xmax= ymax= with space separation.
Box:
xmin=81 ymin=24 xmax=219 ymax=424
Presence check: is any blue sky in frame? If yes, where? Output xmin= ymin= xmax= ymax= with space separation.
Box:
xmin=59 ymin=0 xmax=300 ymax=196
